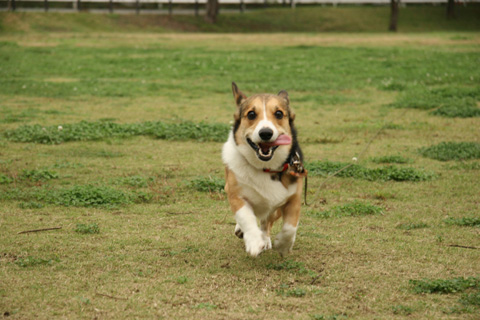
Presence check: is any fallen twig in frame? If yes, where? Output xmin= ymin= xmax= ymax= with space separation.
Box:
xmin=95 ymin=292 xmax=127 ymax=301
xmin=447 ymin=244 xmax=480 ymax=250
xmin=18 ymin=227 xmax=62 ymax=234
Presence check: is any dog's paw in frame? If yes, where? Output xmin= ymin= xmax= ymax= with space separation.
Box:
xmin=273 ymin=240 xmax=293 ymax=257
xmin=234 ymin=224 xmax=244 ymax=239
xmin=274 ymin=234 xmax=295 ymax=257
xmin=244 ymin=231 xmax=266 ymax=257
xmin=262 ymin=233 xmax=272 ymax=250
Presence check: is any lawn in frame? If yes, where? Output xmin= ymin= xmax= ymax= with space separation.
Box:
xmin=0 ymin=11 xmax=480 ymax=319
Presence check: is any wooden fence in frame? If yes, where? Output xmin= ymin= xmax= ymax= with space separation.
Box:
xmin=2 ymin=0 xmax=476 ymax=14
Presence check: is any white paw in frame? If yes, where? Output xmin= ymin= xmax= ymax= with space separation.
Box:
xmin=273 ymin=238 xmax=293 ymax=257
xmin=262 ymin=233 xmax=272 ymax=250
xmin=244 ymin=231 xmax=266 ymax=257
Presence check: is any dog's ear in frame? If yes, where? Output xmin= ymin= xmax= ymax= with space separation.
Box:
xmin=232 ymin=82 xmax=247 ymax=106
xmin=278 ymin=90 xmax=289 ymax=105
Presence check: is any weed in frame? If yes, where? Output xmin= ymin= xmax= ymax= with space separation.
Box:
xmin=392 ymin=304 xmax=414 ymax=315
xmin=75 ymin=223 xmax=100 ymax=234
xmin=459 ymin=291 xmax=480 ymax=307
xmin=419 ymin=142 xmax=480 ymax=161
xmin=396 ymin=222 xmax=429 ymax=230
xmin=45 ymin=185 xmax=145 ymax=208
xmin=176 ymin=276 xmax=189 ymax=284
xmin=0 ymin=173 xmax=13 ymax=184
xmin=193 ymin=303 xmax=217 ymax=310
xmin=5 ymin=120 xmax=229 ymax=144
xmin=431 ymin=105 xmax=480 ymax=118
xmin=446 ymin=162 xmax=480 ymax=170
xmin=286 ymin=288 xmax=307 ymax=297
xmin=18 ymin=201 xmax=44 ymax=209
xmin=307 ymin=160 xmax=435 ymax=182
xmin=444 ymin=217 xmax=480 ymax=227
xmin=187 ymin=176 xmax=224 ymax=193
xmin=22 ymin=169 xmax=58 ymax=182
xmin=308 ymin=201 xmax=383 ymax=219
xmin=410 ymin=277 xmax=480 ymax=294
xmin=14 ymin=256 xmax=59 ymax=268
xmin=116 ymin=175 xmax=151 ymax=188
xmin=371 ymin=155 xmax=412 ymax=164
xmin=390 ymin=86 xmax=480 ymax=118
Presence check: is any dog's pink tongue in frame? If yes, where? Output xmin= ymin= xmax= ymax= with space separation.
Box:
xmin=268 ymin=134 xmax=292 ymax=146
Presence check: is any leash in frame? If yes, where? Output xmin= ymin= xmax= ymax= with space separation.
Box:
xmin=308 ymin=109 xmax=409 ymax=206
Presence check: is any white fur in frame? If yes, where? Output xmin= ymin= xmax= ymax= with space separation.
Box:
xmin=251 ymin=97 xmax=280 ymax=144
xmin=223 ymin=132 xmax=297 ymax=220
xmin=274 ymin=223 xmax=297 ymax=256
xmin=235 ymin=205 xmax=265 ymax=257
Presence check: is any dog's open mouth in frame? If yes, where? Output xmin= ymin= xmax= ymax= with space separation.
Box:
xmin=247 ymin=134 xmax=292 ymax=162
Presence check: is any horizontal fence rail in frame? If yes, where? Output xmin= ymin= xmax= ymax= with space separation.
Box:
xmin=1 ymin=0 xmax=477 ymax=14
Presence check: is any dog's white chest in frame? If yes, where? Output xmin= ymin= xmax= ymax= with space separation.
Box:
xmin=238 ymin=176 xmax=297 ymax=219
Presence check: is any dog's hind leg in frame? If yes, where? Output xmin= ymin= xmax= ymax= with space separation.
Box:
xmin=274 ymin=183 xmax=302 ymax=256
xmin=260 ymin=209 xmax=282 ymax=250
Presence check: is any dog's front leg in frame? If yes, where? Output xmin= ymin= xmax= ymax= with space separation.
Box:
xmin=236 ymin=204 xmax=266 ymax=257
xmin=225 ymin=167 xmax=265 ymax=257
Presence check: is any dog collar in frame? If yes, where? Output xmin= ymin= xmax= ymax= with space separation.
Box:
xmin=263 ymin=163 xmax=289 ymax=174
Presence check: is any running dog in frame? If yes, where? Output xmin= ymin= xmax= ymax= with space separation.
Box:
xmin=222 ymin=82 xmax=306 ymax=257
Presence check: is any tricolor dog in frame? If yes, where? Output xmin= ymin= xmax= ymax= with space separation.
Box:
xmin=222 ymin=82 xmax=306 ymax=257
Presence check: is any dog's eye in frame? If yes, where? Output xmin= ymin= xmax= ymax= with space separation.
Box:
xmin=247 ymin=111 xmax=256 ymax=120
xmin=274 ymin=110 xmax=284 ymax=120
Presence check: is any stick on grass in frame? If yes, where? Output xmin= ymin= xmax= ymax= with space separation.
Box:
xmin=18 ymin=227 xmax=62 ymax=234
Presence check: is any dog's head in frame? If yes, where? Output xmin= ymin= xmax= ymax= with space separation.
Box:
xmin=231 ymin=82 xmax=297 ymax=170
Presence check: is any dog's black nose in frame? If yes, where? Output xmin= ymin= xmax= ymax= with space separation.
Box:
xmin=259 ymin=128 xmax=274 ymax=141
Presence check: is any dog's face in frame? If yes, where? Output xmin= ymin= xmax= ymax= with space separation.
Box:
xmin=231 ymin=82 xmax=295 ymax=169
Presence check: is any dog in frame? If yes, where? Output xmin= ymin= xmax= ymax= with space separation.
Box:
xmin=222 ymin=82 xmax=306 ymax=257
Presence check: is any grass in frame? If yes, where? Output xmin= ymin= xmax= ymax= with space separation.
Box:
xmin=410 ymin=277 xmax=480 ymax=294
xmin=0 ymin=12 xmax=479 ymax=320
xmin=370 ymin=155 xmax=413 ymax=164
xmin=444 ymin=217 xmax=480 ymax=227
xmin=5 ymin=120 xmax=230 ymax=144
xmin=75 ymin=223 xmax=100 ymax=234
xmin=308 ymin=201 xmax=383 ymax=219
xmin=419 ymin=142 xmax=480 ymax=161
xmin=307 ymin=160 xmax=435 ymax=182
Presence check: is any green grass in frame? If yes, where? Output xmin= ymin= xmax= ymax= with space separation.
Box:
xmin=396 ymin=222 xmax=429 ymax=230
xmin=308 ymin=201 xmax=383 ymax=219
xmin=370 ymin=155 xmax=413 ymax=164
xmin=22 ymin=169 xmax=59 ymax=181
xmin=75 ymin=223 xmax=100 ymax=234
xmin=187 ymin=176 xmax=225 ymax=193
xmin=444 ymin=217 xmax=480 ymax=227
xmin=5 ymin=120 xmax=229 ymax=144
xmin=0 ymin=14 xmax=479 ymax=320
xmin=419 ymin=142 xmax=480 ymax=161
xmin=307 ymin=160 xmax=435 ymax=182
xmin=410 ymin=277 xmax=480 ymax=294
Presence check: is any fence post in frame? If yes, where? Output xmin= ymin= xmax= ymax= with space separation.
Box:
xmin=109 ymin=0 xmax=113 ymax=13
xmin=240 ymin=0 xmax=244 ymax=13
xmin=11 ymin=0 xmax=16 ymax=11
xmin=263 ymin=0 xmax=267 ymax=8
xmin=44 ymin=0 xmax=49 ymax=12
xmin=77 ymin=0 xmax=81 ymax=11
xmin=168 ymin=0 xmax=172 ymax=15
xmin=136 ymin=0 xmax=140 ymax=14
xmin=194 ymin=0 xmax=199 ymax=16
